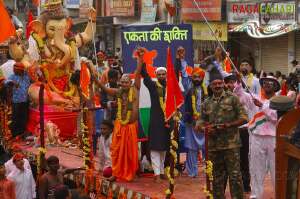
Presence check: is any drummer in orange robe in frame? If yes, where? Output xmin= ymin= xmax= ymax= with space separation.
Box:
xmin=95 ymin=48 xmax=143 ymax=181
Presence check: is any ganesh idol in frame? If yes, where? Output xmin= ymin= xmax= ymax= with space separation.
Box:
xmin=8 ymin=0 xmax=96 ymax=108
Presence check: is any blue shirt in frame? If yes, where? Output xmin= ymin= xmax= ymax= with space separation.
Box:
xmin=7 ymin=73 xmax=31 ymax=103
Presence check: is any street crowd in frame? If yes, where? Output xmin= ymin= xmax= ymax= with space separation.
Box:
xmin=0 ymin=44 xmax=299 ymax=199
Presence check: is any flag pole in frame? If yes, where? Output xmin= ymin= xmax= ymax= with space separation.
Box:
xmin=166 ymin=96 xmax=179 ymax=199
xmin=192 ymin=0 xmax=254 ymax=98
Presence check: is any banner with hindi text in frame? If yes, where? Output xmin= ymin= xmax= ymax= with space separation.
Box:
xmin=121 ymin=24 xmax=194 ymax=73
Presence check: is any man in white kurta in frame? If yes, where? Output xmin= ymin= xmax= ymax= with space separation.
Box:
xmin=7 ymin=154 xmax=36 ymax=199
xmin=5 ymin=157 xmax=31 ymax=177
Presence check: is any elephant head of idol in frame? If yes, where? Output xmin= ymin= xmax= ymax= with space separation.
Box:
xmin=30 ymin=0 xmax=72 ymax=67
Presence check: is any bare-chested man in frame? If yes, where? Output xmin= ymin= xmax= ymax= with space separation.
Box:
xmin=95 ymin=48 xmax=143 ymax=181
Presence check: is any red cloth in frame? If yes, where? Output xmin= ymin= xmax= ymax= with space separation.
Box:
xmin=52 ymin=75 xmax=69 ymax=91
xmin=0 ymin=1 xmax=15 ymax=43
xmin=26 ymin=106 xmax=78 ymax=138
xmin=165 ymin=48 xmax=184 ymax=121
xmin=26 ymin=11 xmax=34 ymax=39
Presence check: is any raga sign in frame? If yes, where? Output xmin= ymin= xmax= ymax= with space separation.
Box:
xmin=227 ymin=1 xmax=295 ymax=25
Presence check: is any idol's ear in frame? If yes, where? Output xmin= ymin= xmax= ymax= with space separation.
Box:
xmin=29 ymin=20 xmax=46 ymax=38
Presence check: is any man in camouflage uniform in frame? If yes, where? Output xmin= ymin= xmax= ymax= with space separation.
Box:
xmin=195 ymin=72 xmax=248 ymax=199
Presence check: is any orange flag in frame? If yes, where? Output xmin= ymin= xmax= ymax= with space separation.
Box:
xmin=165 ymin=48 xmax=184 ymax=121
xmin=0 ymin=1 xmax=15 ymax=43
xmin=224 ymin=57 xmax=232 ymax=73
xmin=80 ymin=62 xmax=91 ymax=99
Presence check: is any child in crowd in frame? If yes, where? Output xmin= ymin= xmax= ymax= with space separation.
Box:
xmin=98 ymin=120 xmax=113 ymax=178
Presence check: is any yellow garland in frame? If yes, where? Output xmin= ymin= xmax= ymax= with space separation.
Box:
xmin=191 ymin=90 xmax=200 ymax=119
xmin=117 ymin=87 xmax=133 ymax=125
xmin=37 ymin=147 xmax=47 ymax=175
xmin=203 ymin=186 xmax=213 ymax=199
xmin=156 ymin=82 xmax=166 ymax=117
xmin=81 ymin=108 xmax=91 ymax=169
xmin=165 ymin=130 xmax=180 ymax=198
xmin=203 ymin=160 xmax=214 ymax=198
xmin=31 ymin=33 xmax=45 ymax=52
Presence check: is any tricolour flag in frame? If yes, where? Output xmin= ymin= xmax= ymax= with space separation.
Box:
xmin=165 ymin=47 xmax=184 ymax=121
xmin=248 ymin=111 xmax=267 ymax=132
xmin=0 ymin=1 xmax=15 ymax=43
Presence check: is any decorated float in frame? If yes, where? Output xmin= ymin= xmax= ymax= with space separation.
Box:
xmin=7 ymin=0 xmax=96 ymax=139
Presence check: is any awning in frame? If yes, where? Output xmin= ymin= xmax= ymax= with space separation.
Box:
xmin=229 ymin=20 xmax=299 ymax=39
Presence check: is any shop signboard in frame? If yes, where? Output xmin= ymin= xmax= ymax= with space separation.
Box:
xmin=65 ymin=0 xmax=80 ymax=8
xmin=260 ymin=1 xmax=295 ymax=25
xmin=192 ymin=22 xmax=227 ymax=41
xmin=79 ymin=0 xmax=93 ymax=18
xmin=105 ymin=0 xmax=135 ymax=17
xmin=121 ymin=24 xmax=193 ymax=73
xmin=227 ymin=2 xmax=259 ymax=23
xmin=181 ymin=0 xmax=222 ymax=21
xmin=227 ymin=1 xmax=295 ymax=25
xmin=140 ymin=0 xmax=157 ymax=23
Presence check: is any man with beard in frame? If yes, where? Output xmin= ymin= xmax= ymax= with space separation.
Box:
xmin=234 ymin=76 xmax=280 ymax=199
xmin=181 ymin=67 xmax=207 ymax=177
xmin=240 ymin=59 xmax=260 ymax=95
xmin=95 ymin=49 xmax=142 ymax=182
xmin=195 ymin=72 xmax=248 ymax=199
xmin=141 ymin=64 xmax=171 ymax=182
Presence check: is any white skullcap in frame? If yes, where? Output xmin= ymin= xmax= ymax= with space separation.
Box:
xmin=155 ymin=67 xmax=167 ymax=73
xmin=80 ymin=57 xmax=88 ymax=62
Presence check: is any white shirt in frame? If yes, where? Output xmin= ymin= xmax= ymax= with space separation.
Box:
xmin=0 ymin=60 xmax=15 ymax=78
xmin=8 ymin=168 xmax=36 ymax=199
xmin=98 ymin=134 xmax=112 ymax=170
xmin=234 ymin=83 xmax=277 ymax=136
xmin=5 ymin=158 xmax=31 ymax=176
